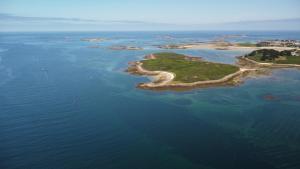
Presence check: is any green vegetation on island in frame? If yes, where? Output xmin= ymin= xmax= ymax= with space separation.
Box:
xmin=141 ymin=52 xmax=240 ymax=83
xmin=245 ymin=49 xmax=300 ymax=64
xmin=236 ymin=42 xmax=258 ymax=47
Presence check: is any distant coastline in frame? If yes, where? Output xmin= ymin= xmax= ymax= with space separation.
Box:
xmin=158 ymin=40 xmax=300 ymax=51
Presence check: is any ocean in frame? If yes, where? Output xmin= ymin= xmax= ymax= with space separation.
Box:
xmin=1 ymin=31 xmax=300 ymax=169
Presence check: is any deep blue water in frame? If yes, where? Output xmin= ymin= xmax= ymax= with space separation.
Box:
xmin=1 ymin=31 xmax=300 ymax=169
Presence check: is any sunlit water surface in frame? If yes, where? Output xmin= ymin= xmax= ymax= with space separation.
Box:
xmin=1 ymin=31 xmax=300 ymax=169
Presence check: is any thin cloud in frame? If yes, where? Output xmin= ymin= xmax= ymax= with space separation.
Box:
xmin=0 ymin=13 xmax=165 ymax=25
xmin=0 ymin=13 xmax=97 ymax=22
xmin=1 ymin=13 xmax=299 ymax=31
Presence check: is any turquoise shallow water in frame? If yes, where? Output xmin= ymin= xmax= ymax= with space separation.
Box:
xmin=0 ymin=31 xmax=300 ymax=169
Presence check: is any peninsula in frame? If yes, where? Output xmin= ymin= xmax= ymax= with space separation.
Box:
xmin=127 ymin=52 xmax=254 ymax=89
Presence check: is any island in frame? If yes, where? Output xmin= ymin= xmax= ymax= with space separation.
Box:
xmin=81 ymin=38 xmax=106 ymax=42
xmin=127 ymin=52 xmax=255 ymax=90
xmin=109 ymin=45 xmax=143 ymax=50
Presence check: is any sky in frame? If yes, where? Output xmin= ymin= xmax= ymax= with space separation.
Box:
xmin=0 ymin=0 xmax=300 ymax=31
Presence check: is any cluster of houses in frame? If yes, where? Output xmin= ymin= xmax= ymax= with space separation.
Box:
xmin=257 ymin=40 xmax=300 ymax=48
